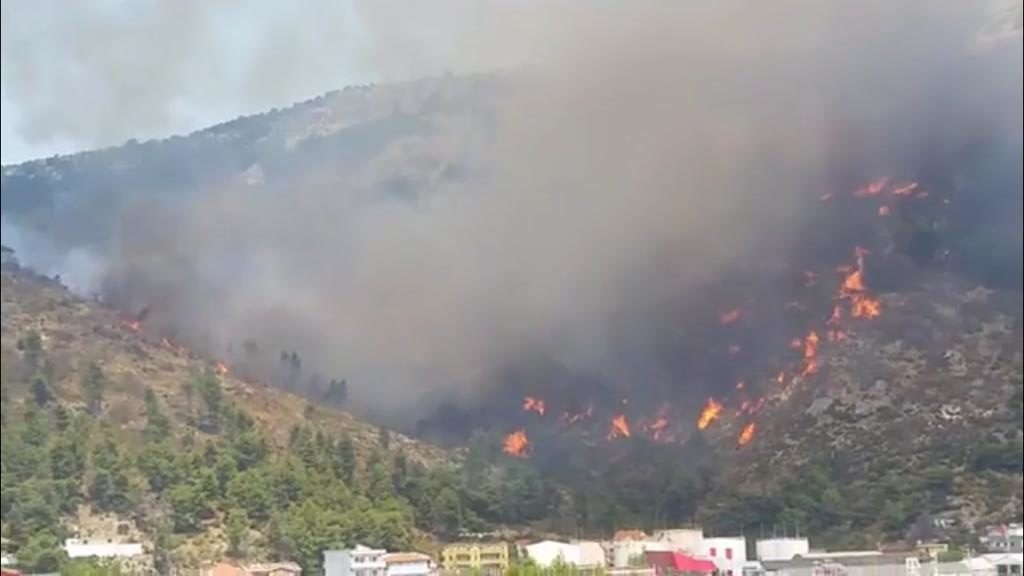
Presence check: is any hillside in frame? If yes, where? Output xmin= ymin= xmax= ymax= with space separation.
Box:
xmin=1 ymin=264 xmax=461 ymax=572
xmin=703 ymin=275 xmax=1024 ymax=545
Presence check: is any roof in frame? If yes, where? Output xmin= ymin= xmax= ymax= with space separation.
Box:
xmin=245 ymin=561 xmax=302 ymax=572
xmin=979 ymin=553 xmax=1024 ymax=565
xmin=574 ymin=541 xmax=607 ymax=567
xmin=383 ymin=552 xmax=432 ymax=564
xmin=616 ymin=530 xmax=651 ymax=541
xmin=645 ymin=551 xmax=716 ymax=573
xmin=761 ymin=553 xmax=919 ymax=570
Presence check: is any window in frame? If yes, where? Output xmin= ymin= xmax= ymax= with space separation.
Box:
xmin=710 ymin=548 xmax=717 ymax=557
xmin=726 ymin=549 xmax=733 ymax=560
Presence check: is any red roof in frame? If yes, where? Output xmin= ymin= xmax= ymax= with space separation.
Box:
xmin=645 ymin=551 xmax=717 ymax=574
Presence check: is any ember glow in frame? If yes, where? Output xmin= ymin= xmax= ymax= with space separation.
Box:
xmin=697 ymin=398 xmax=723 ymax=430
xmin=608 ymin=414 xmax=632 ymax=440
xmin=737 ymin=422 xmax=757 ymax=446
xmin=503 ymin=429 xmax=530 ymax=457
xmin=719 ymin=307 xmax=742 ymax=325
xmin=644 ymin=417 xmax=670 ymax=441
xmin=523 ymin=396 xmax=547 ymax=416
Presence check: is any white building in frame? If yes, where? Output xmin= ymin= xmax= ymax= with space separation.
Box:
xmin=978 ymin=553 xmax=1023 ymax=576
xmin=757 ymin=539 xmax=810 ymax=562
xmin=325 ymin=545 xmax=387 ymax=576
xmin=703 ymin=537 xmax=748 ymax=576
xmin=382 ymin=552 xmax=434 ymax=576
xmin=575 ymin=541 xmax=609 ymax=569
xmin=654 ymin=529 xmax=705 ymax=555
xmin=606 ymin=533 xmax=671 ymax=568
xmin=64 ymin=538 xmax=144 ymax=559
xmin=525 ymin=541 xmax=584 ymax=568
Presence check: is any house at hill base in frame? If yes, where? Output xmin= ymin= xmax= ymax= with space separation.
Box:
xmin=440 ymin=542 xmax=509 ymax=575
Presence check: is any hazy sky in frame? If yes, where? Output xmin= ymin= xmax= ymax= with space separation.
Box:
xmin=1 ymin=0 xmax=374 ymax=164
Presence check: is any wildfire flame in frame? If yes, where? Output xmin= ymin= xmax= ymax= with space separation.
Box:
xmin=608 ymin=414 xmax=631 ymax=440
xmin=523 ymin=396 xmax=547 ymax=416
xmin=503 ymin=429 xmax=529 ymax=457
xmin=697 ymin=398 xmax=723 ymax=430
xmin=645 ymin=417 xmax=669 ymax=441
xmin=800 ymin=330 xmax=820 ymax=376
xmin=737 ymin=422 xmax=757 ymax=446
xmin=776 ymin=371 xmax=786 ymax=385
xmin=839 ymin=247 xmax=881 ymax=319
xmin=214 ymin=362 xmax=230 ymax=376
xmin=853 ymin=177 xmax=888 ymax=197
xmin=891 ymin=182 xmax=919 ymax=196
xmin=718 ymin=308 xmax=742 ymax=325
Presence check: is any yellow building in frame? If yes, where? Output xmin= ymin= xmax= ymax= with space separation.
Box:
xmin=441 ymin=542 xmax=509 ymax=574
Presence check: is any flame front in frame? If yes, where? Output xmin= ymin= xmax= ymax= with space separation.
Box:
xmin=800 ymin=330 xmax=820 ymax=376
xmin=738 ymin=422 xmax=757 ymax=446
xmin=503 ymin=429 xmax=529 ymax=457
xmin=891 ymin=182 xmax=919 ymax=196
xmin=121 ymin=319 xmax=142 ymax=332
xmin=523 ymin=396 xmax=547 ymax=416
xmin=697 ymin=398 xmax=723 ymax=430
xmin=608 ymin=414 xmax=631 ymax=440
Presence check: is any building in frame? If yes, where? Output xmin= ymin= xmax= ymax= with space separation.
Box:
xmin=525 ymin=541 xmax=580 ymax=568
xmin=655 ymin=530 xmax=705 ymax=555
xmin=325 ymin=545 xmax=387 ymax=576
xmin=440 ymin=542 xmax=509 ymax=574
xmin=644 ymin=550 xmax=716 ymax=576
xmin=244 ymin=562 xmax=302 ymax=576
xmin=575 ymin=541 xmax=609 ymax=570
xmin=607 ymin=531 xmax=672 ymax=568
xmin=982 ymin=525 xmax=1024 ymax=554
xmin=64 ymin=538 xmax=144 ymax=559
xmin=978 ymin=554 xmax=1023 ymax=576
xmin=201 ymin=562 xmax=302 ymax=576
xmin=702 ymin=537 xmax=748 ymax=576
xmin=382 ymin=552 xmax=433 ymax=576
xmin=760 ymin=552 xmax=923 ymax=576
xmin=756 ymin=539 xmax=810 ymax=562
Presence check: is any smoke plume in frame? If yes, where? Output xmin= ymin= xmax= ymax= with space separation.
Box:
xmin=3 ymin=1 xmax=1021 ymax=425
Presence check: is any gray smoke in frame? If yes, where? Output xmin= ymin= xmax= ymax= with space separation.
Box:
xmin=4 ymin=1 xmax=1022 ymax=422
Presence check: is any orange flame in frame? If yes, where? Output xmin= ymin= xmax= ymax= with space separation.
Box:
xmin=608 ymin=414 xmax=631 ymax=440
xmin=891 ymin=182 xmax=919 ymax=196
xmin=838 ymin=247 xmax=881 ymax=319
xmin=738 ymin=422 xmax=757 ymax=446
xmin=645 ymin=417 xmax=669 ymax=441
xmin=719 ymin=308 xmax=742 ymax=325
xmin=503 ymin=429 xmax=529 ymax=457
xmin=697 ymin=398 xmax=723 ymax=430
xmin=800 ymin=330 xmax=820 ymax=376
xmin=523 ymin=396 xmax=547 ymax=416
xmin=214 ymin=362 xmax=230 ymax=376
xmin=853 ymin=177 xmax=888 ymax=197
xmin=776 ymin=371 xmax=786 ymax=385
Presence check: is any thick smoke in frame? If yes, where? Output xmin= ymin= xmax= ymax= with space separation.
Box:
xmin=1 ymin=0 xmax=364 ymax=152
xmin=4 ymin=1 xmax=1022 ymax=424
